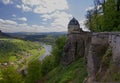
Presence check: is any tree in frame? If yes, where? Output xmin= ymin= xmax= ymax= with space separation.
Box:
xmin=86 ymin=0 xmax=120 ymax=32
xmin=0 ymin=66 xmax=23 ymax=83
xmin=103 ymin=0 xmax=119 ymax=31
xmin=41 ymin=55 xmax=55 ymax=75
xmin=52 ymin=36 xmax=66 ymax=65
xmin=25 ymin=60 xmax=42 ymax=83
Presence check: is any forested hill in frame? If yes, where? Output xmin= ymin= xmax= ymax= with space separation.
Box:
xmin=0 ymin=37 xmax=45 ymax=82
xmin=0 ymin=30 xmax=10 ymax=38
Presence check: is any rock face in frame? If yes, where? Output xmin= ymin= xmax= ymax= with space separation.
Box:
xmin=61 ymin=31 xmax=120 ymax=82
xmin=86 ymin=32 xmax=120 ymax=83
xmin=61 ymin=32 xmax=91 ymax=66
xmin=61 ymin=18 xmax=120 ymax=82
xmin=61 ymin=18 xmax=91 ymax=66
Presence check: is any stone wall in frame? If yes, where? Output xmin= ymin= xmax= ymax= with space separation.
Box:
xmin=61 ymin=31 xmax=120 ymax=83
xmin=61 ymin=32 xmax=91 ymax=66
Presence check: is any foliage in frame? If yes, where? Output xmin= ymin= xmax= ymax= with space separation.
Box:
xmin=25 ymin=56 xmax=55 ymax=83
xmin=52 ymin=36 xmax=66 ymax=65
xmin=101 ymin=47 xmax=112 ymax=68
xmin=23 ymin=34 xmax=61 ymax=45
xmin=43 ymin=58 xmax=88 ymax=83
xmin=95 ymin=47 xmax=120 ymax=82
xmin=95 ymin=47 xmax=112 ymax=81
xmin=25 ymin=60 xmax=42 ymax=83
xmin=0 ymin=66 xmax=23 ymax=83
xmin=25 ymin=36 xmax=67 ymax=82
xmin=41 ymin=55 xmax=55 ymax=75
xmin=0 ymin=38 xmax=42 ymax=63
xmin=103 ymin=0 xmax=119 ymax=31
xmin=100 ymin=64 xmax=120 ymax=82
xmin=0 ymin=38 xmax=45 ymax=83
xmin=86 ymin=0 xmax=120 ymax=32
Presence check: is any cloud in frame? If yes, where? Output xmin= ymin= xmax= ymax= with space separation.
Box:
xmin=86 ymin=6 xmax=94 ymax=11
xmin=2 ymin=0 xmax=12 ymax=4
xmin=12 ymin=14 xmax=16 ymax=17
xmin=0 ymin=0 xmax=73 ymax=32
xmin=0 ymin=19 xmax=48 ymax=32
xmin=19 ymin=0 xmax=71 ymax=32
xmin=21 ymin=0 xmax=68 ymax=14
xmin=86 ymin=5 xmax=102 ymax=12
xmin=21 ymin=4 xmax=32 ymax=12
xmin=16 ymin=5 xmax=21 ymax=8
xmin=12 ymin=17 xmax=27 ymax=22
xmin=0 ymin=19 xmax=17 ymax=25
xmin=18 ymin=0 xmax=69 ymax=13
xmin=0 ymin=18 xmax=89 ymax=33
xmin=17 ymin=17 xmax=27 ymax=21
xmin=97 ymin=5 xmax=102 ymax=10
xmin=0 ymin=19 xmax=68 ymax=32
xmin=16 ymin=4 xmax=32 ymax=12
xmin=41 ymin=11 xmax=72 ymax=31
xmin=79 ymin=19 xmax=90 ymax=31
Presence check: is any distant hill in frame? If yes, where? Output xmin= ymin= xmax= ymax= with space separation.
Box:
xmin=0 ymin=30 xmax=10 ymax=38
xmin=7 ymin=32 xmax=67 ymax=37
xmin=7 ymin=32 xmax=67 ymax=44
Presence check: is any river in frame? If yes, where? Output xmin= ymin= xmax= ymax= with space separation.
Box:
xmin=39 ymin=45 xmax=52 ymax=61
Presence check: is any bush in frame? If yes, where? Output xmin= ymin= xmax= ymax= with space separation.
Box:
xmin=0 ymin=66 xmax=23 ymax=83
xmin=41 ymin=55 xmax=55 ymax=75
xmin=52 ymin=36 xmax=66 ymax=65
xmin=25 ymin=60 xmax=42 ymax=83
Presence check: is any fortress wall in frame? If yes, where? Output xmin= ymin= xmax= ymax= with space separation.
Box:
xmin=61 ymin=32 xmax=120 ymax=82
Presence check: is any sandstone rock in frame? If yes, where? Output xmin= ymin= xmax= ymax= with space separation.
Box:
xmin=61 ymin=18 xmax=120 ymax=82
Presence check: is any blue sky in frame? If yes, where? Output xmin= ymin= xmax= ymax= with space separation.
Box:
xmin=0 ymin=0 xmax=93 ymax=32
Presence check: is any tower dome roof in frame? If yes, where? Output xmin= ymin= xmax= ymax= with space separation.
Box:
xmin=68 ymin=17 xmax=80 ymax=26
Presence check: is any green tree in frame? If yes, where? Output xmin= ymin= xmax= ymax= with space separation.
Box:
xmin=41 ymin=55 xmax=55 ymax=75
xmin=52 ymin=36 xmax=66 ymax=66
xmin=103 ymin=0 xmax=119 ymax=31
xmin=86 ymin=0 xmax=120 ymax=32
xmin=25 ymin=60 xmax=42 ymax=83
xmin=24 ymin=36 xmax=66 ymax=82
xmin=0 ymin=66 xmax=23 ymax=83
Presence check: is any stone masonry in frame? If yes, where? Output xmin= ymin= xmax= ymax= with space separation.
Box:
xmin=61 ymin=18 xmax=120 ymax=83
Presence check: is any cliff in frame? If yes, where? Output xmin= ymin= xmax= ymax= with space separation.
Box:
xmin=61 ymin=31 xmax=120 ymax=83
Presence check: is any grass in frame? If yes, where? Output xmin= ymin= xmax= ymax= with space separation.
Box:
xmin=27 ymin=48 xmax=45 ymax=62
xmin=0 ymin=38 xmax=43 ymax=62
xmin=0 ymin=37 xmax=46 ymax=80
xmin=42 ymin=58 xmax=88 ymax=83
xmin=20 ymin=48 xmax=45 ymax=70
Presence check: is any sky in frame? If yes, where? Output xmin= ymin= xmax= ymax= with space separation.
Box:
xmin=0 ymin=0 xmax=94 ymax=33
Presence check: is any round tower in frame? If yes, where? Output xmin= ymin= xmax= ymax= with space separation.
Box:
xmin=68 ymin=17 xmax=83 ymax=34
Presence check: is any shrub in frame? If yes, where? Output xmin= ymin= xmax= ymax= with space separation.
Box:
xmin=0 ymin=66 xmax=23 ymax=83
xmin=25 ymin=60 xmax=42 ymax=83
xmin=41 ymin=55 xmax=55 ymax=75
xmin=52 ymin=36 xmax=66 ymax=65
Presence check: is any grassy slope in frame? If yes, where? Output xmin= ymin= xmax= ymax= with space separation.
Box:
xmin=42 ymin=58 xmax=88 ymax=83
xmin=0 ymin=38 xmax=45 ymax=80
xmin=0 ymin=38 xmax=45 ymax=62
xmin=0 ymin=38 xmax=45 ymax=79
